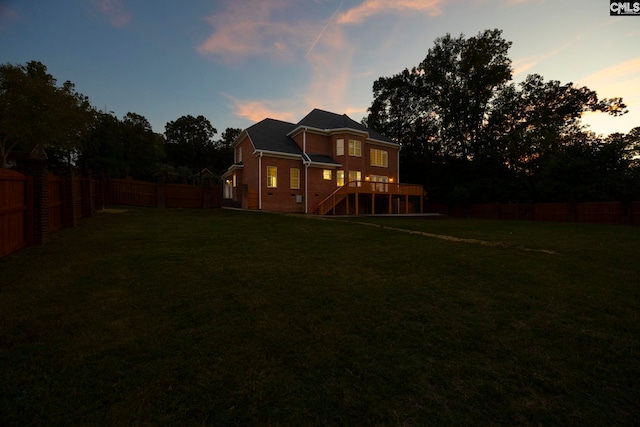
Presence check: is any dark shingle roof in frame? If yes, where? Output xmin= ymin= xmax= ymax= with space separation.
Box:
xmin=242 ymin=109 xmax=396 ymax=156
xmin=245 ymin=118 xmax=302 ymax=155
xmin=305 ymin=153 xmax=341 ymax=166
xmin=296 ymin=108 xmax=395 ymax=144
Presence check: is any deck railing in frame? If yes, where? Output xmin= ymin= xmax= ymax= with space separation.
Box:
xmin=314 ymin=181 xmax=425 ymax=215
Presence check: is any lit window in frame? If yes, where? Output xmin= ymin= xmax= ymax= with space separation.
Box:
xmin=370 ymin=175 xmax=389 ymax=192
xmin=337 ymin=170 xmax=344 ymax=187
xmin=370 ymin=148 xmax=388 ymax=167
xmin=336 ymin=139 xmax=344 ymax=156
xmin=267 ymin=166 xmax=277 ymax=188
xmin=323 ymin=169 xmax=332 ymax=180
xmin=232 ymin=173 xmax=236 ymax=188
xmin=290 ymin=168 xmax=300 ymax=189
xmin=348 ymin=170 xmax=362 ymax=187
xmin=348 ymin=139 xmax=361 ymax=157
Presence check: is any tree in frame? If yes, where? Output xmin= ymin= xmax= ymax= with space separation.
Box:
xmin=218 ymin=127 xmax=242 ymax=150
xmin=366 ymin=30 xmax=629 ymax=202
xmin=213 ymin=127 xmax=242 ymax=173
xmin=121 ymin=112 xmax=164 ymax=179
xmin=46 ymin=80 xmax=96 ymax=166
xmin=368 ymin=29 xmax=512 ymax=160
xmin=0 ymin=61 xmax=94 ymax=168
xmin=164 ymin=115 xmax=217 ymax=173
xmin=79 ymin=111 xmax=164 ymax=179
xmin=78 ymin=111 xmax=127 ymax=175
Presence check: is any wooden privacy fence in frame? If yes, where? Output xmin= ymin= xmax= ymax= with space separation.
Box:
xmin=109 ymin=179 xmax=157 ymax=207
xmin=428 ymin=201 xmax=640 ymax=225
xmin=108 ymin=178 xmax=221 ymax=209
xmin=0 ymin=161 xmax=102 ymax=258
xmin=0 ymin=169 xmax=32 ymax=257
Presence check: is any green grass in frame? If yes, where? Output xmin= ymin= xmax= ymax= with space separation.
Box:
xmin=1 ymin=208 xmax=639 ymax=425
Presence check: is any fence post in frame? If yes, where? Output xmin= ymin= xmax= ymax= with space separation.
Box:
xmin=17 ymin=158 xmax=49 ymax=245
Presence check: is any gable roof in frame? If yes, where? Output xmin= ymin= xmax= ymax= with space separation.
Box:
xmin=245 ymin=118 xmax=302 ymax=156
xmin=295 ymin=108 xmax=395 ymax=144
xmin=238 ymin=109 xmax=395 ymax=157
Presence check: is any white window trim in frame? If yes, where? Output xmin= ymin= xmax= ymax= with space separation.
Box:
xmin=267 ymin=166 xmax=277 ymax=188
xmin=348 ymin=139 xmax=362 ymax=157
xmin=290 ymin=168 xmax=300 ymax=189
xmin=370 ymin=148 xmax=388 ymax=167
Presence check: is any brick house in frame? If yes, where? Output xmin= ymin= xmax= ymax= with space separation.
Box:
xmin=222 ymin=109 xmax=424 ymax=214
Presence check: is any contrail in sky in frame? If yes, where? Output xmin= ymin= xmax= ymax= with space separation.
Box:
xmin=305 ymin=0 xmax=345 ymax=58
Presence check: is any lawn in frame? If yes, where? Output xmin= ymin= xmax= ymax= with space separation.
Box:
xmin=1 ymin=208 xmax=639 ymax=425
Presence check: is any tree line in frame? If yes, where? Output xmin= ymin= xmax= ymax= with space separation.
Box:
xmin=0 ymin=61 xmax=240 ymax=182
xmin=365 ymin=29 xmax=640 ymax=203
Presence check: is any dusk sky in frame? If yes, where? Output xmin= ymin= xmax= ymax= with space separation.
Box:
xmin=2 ymin=0 xmax=638 ymax=137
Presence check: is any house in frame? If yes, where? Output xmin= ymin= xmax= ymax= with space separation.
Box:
xmin=222 ymin=109 xmax=424 ymax=215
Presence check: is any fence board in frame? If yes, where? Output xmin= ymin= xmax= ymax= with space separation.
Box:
xmin=74 ymin=176 xmax=83 ymax=220
xmin=247 ymin=189 xmax=259 ymax=210
xmin=165 ymin=184 xmax=203 ymax=209
xmin=632 ymin=202 xmax=640 ymax=226
xmin=499 ymin=204 xmax=531 ymax=221
xmin=470 ymin=203 xmax=496 ymax=219
xmin=534 ymin=203 xmax=570 ymax=222
xmin=109 ymin=179 xmax=157 ymax=207
xmin=0 ymin=169 xmax=29 ymax=257
xmin=577 ymin=202 xmax=622 ymax=225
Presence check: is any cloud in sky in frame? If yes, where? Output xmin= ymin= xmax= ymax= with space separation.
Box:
xmin=197 ymin=0 xmax=314 ymax=62
xmin=579 ymin=57 xmax=640 ymax=104
xmin=225 ymin=94 xmax=299 ymax=123
xmin=0 ymin=4 xmax=20 ymax=31
xmin=579 ymin=57 xmax=640 ymax=135
xmin=90 ymin=0 xmax=131 ymax=27
xmin=337 ymin=0 xmax=444 ymax=24
xmin=512 ymin=32 xmax=584 ymax=78
xmin=200 ymin=0 xmax=448 ymax=123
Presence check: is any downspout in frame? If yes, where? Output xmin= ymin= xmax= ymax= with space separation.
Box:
xmin=258 ymin=152 xmax=262 ymax=210
xmin=397 ymin=144 xmax=402 ymax=214
xmin=303 ymin=128 xmax=309 ymax=214
xmin=397 ymin=144 xmax=401 ymax=183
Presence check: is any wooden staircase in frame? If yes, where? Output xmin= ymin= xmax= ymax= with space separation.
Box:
xmin=312 ymin=189 xmax=348 ymax=215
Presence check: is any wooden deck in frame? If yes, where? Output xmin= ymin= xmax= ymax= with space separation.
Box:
xmin=313 ymin=181 xmax=426 ymax=215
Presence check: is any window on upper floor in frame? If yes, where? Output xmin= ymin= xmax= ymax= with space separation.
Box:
xmin=370 ymin=148 xmax=388 ymax=167
xmin=237 ymin=146 xmax=242 ymax=163
xmin=336 ymin=139 xmax=344 ymax=156
xmin=348 ymin=139 xmax=361 ymax=157
xmin=267 ymin=166 xmax=277 ymax=188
